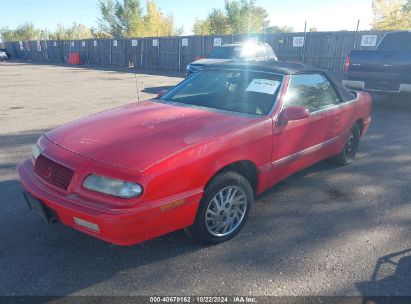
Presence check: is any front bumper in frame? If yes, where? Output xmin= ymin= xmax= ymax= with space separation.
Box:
xmin=17 ymin=159 xmax=202 ymax=246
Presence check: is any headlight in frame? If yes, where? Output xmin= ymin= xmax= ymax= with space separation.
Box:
xmin=83 ymin=174 xmax=143 ymax=198
xmin=32 ymin=142 xmax=42 ymax=160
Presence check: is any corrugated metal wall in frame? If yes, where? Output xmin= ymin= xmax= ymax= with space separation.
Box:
xmin=3 ymin=30 xmax=389 ymax=73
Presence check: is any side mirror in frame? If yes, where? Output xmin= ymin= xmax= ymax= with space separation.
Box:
xmin=156 ymin=90 xmax=168 ymax=99
xmin=277 ymin=106 xmax=310 ymax=126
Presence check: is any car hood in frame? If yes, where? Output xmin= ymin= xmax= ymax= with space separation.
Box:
xmin=191 ymin=58 xmax=234 ymax=66
xmin=46 ymin=100 xmax=255 ymax=172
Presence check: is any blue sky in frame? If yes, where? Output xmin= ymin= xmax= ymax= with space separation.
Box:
xmin=0 ymin=0 xmax=373 ymax=34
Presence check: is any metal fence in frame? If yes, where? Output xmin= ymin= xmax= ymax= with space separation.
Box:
xmin=3 ymin=30 xmax=389 ymax=73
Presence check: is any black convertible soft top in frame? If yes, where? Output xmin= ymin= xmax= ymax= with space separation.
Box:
xmin=205 ymin=60 xmax=357 ymax=102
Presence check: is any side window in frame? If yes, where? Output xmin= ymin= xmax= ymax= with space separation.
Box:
xmin=378 ymin=33 xmax=411 ymax=51
xmin=255 ymin=47 xmax=265 ymax=59
xmin=283 ymin=74 xmax=341 ymax=113
xmin=265 ymin=45 xmax=276 ymax=58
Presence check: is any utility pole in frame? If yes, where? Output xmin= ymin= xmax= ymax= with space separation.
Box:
xmin=302 ymin=21 xmax=307 ymax=63
xmin=140 ymin=37 xmax=144 ymax=68
xmin=157 ymin=30 xmax=160 ymax=70
xmin=354 ymin=19 xmax=360 ymax=49
xmin=263 ymin=22 xmax=266 ymax=43
xmin=178 ymin=35 xmax=181 ymax=71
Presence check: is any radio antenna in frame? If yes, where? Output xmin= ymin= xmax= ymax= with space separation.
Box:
xmin=130 ymin=61 xmax=140 ymax=101
xmin=134 ymin=71 xmax=140 ymax=102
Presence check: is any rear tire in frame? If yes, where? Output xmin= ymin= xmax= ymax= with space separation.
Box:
xmin=331 ymin=124 xmax=361 ymax=166
xmin=187 ymin=171 xmax=253 ymax=245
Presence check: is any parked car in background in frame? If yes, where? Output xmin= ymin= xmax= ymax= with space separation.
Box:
xmin=18 ymin=61 xmax=371 ymax=246
xmin=343 ymin=31 xmax=411 ymax=95
xmin=0 ymin=50 xmax=8 ymax=61
xmin=186 ymin=41 xmax=277 ymax=77
xmin=0 ymin=48 xmax=11 ymax=59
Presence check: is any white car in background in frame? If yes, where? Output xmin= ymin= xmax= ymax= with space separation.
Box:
xmin=0 ymin=51 xmax=8 ymax=61
xmin=186 ymin=41 xmax=278 ymax=77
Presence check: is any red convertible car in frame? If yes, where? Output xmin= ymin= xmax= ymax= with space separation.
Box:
xmin=18 ymin=61 xmax=372 ymax=246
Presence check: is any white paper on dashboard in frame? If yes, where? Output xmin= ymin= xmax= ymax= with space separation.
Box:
xmin=246 ymin=79 xmax=280 ymax=95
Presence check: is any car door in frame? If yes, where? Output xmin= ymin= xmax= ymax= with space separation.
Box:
xmin=268 ymin=73 xmax=341 ymax=186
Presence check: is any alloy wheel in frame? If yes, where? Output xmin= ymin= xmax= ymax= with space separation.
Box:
xmin=205 ymin=186 xmax=248 ymax=237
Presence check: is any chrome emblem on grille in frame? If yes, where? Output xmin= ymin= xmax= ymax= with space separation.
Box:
xmin=44 ymin=166 xmax=53 ymax=179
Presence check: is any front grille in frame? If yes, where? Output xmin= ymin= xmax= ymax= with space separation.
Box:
xmin=34 ymin=154 xmax=74 ymax=191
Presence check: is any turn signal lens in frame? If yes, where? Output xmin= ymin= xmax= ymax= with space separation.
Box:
xmin=32 ymin=142 xmax=42 ymax=160
xmin=73 ymin=217 xmax=100 ymax=232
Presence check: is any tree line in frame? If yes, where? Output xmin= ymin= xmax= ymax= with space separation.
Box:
xmin=372 ymin=0 xmax=411 ymax=30
xmin=192 ymin=0 xmax=293 ymax=35
xmin=1 ymin=0 xmax=410 ymax=42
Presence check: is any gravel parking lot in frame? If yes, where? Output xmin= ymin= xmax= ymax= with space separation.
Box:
xmin=0 ymin=62 xmax=410 ymax=297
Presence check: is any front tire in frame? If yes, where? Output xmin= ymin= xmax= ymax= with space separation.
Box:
xmin=331 ymin=124 xmax=361 ymax=166
xmin=187 ymin=171 xmax=253 ymax=245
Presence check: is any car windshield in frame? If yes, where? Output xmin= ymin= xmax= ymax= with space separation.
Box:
xmin=208 ymin=47 xmax=242 ymax=59
xmin=161 ymin=69 xmax=283 ymax=115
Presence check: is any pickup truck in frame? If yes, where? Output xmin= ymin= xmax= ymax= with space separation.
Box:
xmin=342 ymin=31 xmax=411 ymax=94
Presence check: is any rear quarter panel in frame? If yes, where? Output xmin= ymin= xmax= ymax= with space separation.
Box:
xmin=341 ymin=91 xmax=372 ymax=137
